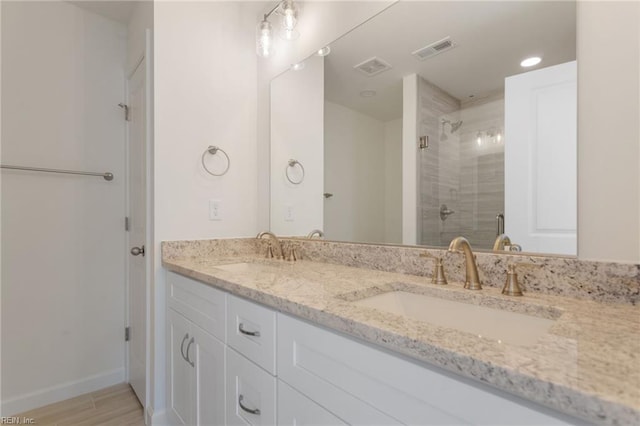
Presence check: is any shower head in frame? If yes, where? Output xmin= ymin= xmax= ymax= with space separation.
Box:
xmin=441 ymin=118 xmax=463 ymax=138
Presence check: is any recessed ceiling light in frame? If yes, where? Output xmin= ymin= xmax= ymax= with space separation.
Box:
xmin=520 ymin=56 xmax=542 ymax=68
xmin=360 ymin=90 xmax=377 ymax=98
xmin=317 ymin=46 xmax=331 ymax=57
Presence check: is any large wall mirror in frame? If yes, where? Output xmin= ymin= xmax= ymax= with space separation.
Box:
xmin=270 ymin=1 xmax=577 ymax=256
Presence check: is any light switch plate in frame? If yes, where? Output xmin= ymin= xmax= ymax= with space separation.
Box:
xmin=284 ymin=204 xmax=295 ymax=222
xmin=209 ymin=199 xmax=222 ymax=221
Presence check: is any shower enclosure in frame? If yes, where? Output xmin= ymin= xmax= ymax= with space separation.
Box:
xmin=417 ymin=77 xmax=505 ymax=250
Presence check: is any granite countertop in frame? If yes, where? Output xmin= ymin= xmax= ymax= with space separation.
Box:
xmin=162 ymin=253 xmax=640 ymax=425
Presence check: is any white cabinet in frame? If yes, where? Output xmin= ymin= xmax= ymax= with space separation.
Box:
xmin=278 ymin=314 xmax=573 ymax=426
xmin=191 ymin=324 xmax=226 ymax=426
xmin=226 ymin=347 xmax=277 ymax=425
xmin=167 ymin=271 xmax=576 ymax=426
xmin=167 ymin=273 xmax=226 ymax=426
xmin=168 ymin=272 xmax=226 ymax=340
xmin=277 ymin=380 xmax=347 ymax=426
xmin=168 ymin=309 xmax=226 ymax=426
xmin=168 ymin=309 xmax=195 ymax=425
xmin=227 ymin=295 xmax=277 ymax=375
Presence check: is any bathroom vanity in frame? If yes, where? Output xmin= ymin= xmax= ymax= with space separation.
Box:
xmin=162 ymin=238 xmax=639 ymax=426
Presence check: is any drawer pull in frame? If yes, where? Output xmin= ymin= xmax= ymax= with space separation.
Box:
xmin=180 ymin=333 xmax=189 ymax=362
xmin=185 ymin=337 xmax=195 ymax=367
xmin=238 ymin=395 xmax=261 ymax=415
xmin=238 ymin=323 xmax=260 ymax=337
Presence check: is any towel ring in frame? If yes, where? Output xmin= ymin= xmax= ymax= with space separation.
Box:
xmin=201 ymin=146 xmax=230 ymax=176
xmin=286 ymin=159 xmax=305 ymax=185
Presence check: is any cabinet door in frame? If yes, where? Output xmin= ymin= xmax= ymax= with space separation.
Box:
xmin=278 ymin=380 xmax=347 ymax=426
xmin=226 ymin=348 xmax=276 ymax=425
xmin=168 ymin=309 xmax=194 ymax=426
xmin=191 ymin=324 xmax=226 ymax=426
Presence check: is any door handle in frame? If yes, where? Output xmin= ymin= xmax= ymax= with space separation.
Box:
xmin=130 ymin=246 xmax=145 ymax=256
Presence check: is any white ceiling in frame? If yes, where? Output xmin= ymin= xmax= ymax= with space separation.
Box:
xmin=324 ymin=1 xmax=576 ymax=121
xmin=68 ymin=0 xmax=137 ymax=24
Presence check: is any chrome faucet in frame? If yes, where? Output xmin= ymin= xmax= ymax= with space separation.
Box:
xmin=256 ymin=231 xmax=284 ymax=259
xmin=448 ymin=237 xmax=482 ymax=290
xmin=306 ymin=229 xmax=324 ymax=238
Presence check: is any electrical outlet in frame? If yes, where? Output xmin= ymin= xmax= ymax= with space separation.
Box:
xmin=209 ymin=199 xmax=222 ymax=221
xmin=284 ymin=204 xmax=295 ymax=222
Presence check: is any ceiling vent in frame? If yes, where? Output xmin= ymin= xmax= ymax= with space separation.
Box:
xmin=412 ymin=37 xmax=457 ymax=61
xmin=353 ymin=57 xmax=392 ymax=77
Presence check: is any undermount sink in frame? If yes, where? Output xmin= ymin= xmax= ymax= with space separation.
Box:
xmin=353 ymin=291 xmax=555 ymax=347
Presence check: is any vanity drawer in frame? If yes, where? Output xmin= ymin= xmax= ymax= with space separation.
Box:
xmin=226 ymin=347 xmax=276 ymax=426
xmin=278 ymin=380 xmax=348 ymax=426
xmin=277 ymin=314 xmax=573 ymax=425
xmin=167 ymin=272 xmax=226 ymax=341
xmin=226 ymin=295 xmax=277 ymax=374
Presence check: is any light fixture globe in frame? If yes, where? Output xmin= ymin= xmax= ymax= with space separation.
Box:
xmin=316 ymin=46 xmax=331 ymax=57
xmin=256 ymin=19 xmax=274 ymax=58
xmin=281 ymin=0 xmax=298 ymax=31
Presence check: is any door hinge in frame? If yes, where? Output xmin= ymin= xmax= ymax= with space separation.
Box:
xmin=125 ymin=216 xmax=130 ymax=232
xmin=118 ymin=103 xmax=130 ymax=121
xmin=125 ymin=326 xmax=130 ymax=342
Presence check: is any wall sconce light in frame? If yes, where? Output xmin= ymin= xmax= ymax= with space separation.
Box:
xmin=280 ymin=0 xmax=299 ymax=40
xmin=256 ymin=18 xmax=274 ymax=58
xmin=256 ymin=0 xmax=300 ymax=57
xmin=475 ymin=127 xmax=504 ymax=148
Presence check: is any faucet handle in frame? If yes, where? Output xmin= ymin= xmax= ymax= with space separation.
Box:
xmin=419 ymin=252 xmax=448 ymax=285
xmin=502 ymin=263 xmax=542 ymax=296
xmin=266 ymin=241 xmax=274 ymax=259
xmin=286 ymin=244 xmax=298 ymax=262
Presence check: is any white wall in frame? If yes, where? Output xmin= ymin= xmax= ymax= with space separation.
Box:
xmin=1 ymin=1 xmax=126 ymax=414
xmin=153 ymin=0 xmax=261 ymax=417
xmin=271 ymin=55 xmax=324 ymax=236
xmin=384 ymin=118 xmax=402 ymax=244
xmin=324 ymin=101 xmax=386 ymax=242
xmin=402 ymin=74 xmax=418 ymax=245
xmin=577 ymin=1 xmax=640 ymax=263
xmin=127 ymin=1 xmax=153 ymax=75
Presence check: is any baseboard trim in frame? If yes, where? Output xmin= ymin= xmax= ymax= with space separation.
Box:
xmin=1 ymin=368 xmax=125 ymax=415
xmin=149 ymin=407 xmax=167 ymax=426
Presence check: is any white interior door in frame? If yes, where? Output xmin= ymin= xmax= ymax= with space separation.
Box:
xmin=504 ymin=61 xmax=577 ymax=255
xmin=127 ymin=57 xmax=147 ymax=405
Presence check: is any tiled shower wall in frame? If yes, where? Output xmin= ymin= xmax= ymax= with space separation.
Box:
xmin=457 ymin=96 xmax=505 ymax=249
xmin=417 ymin=77 xmax=460 ymax=247
xmin=418 ymin=76 xmax=505 ymax=250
